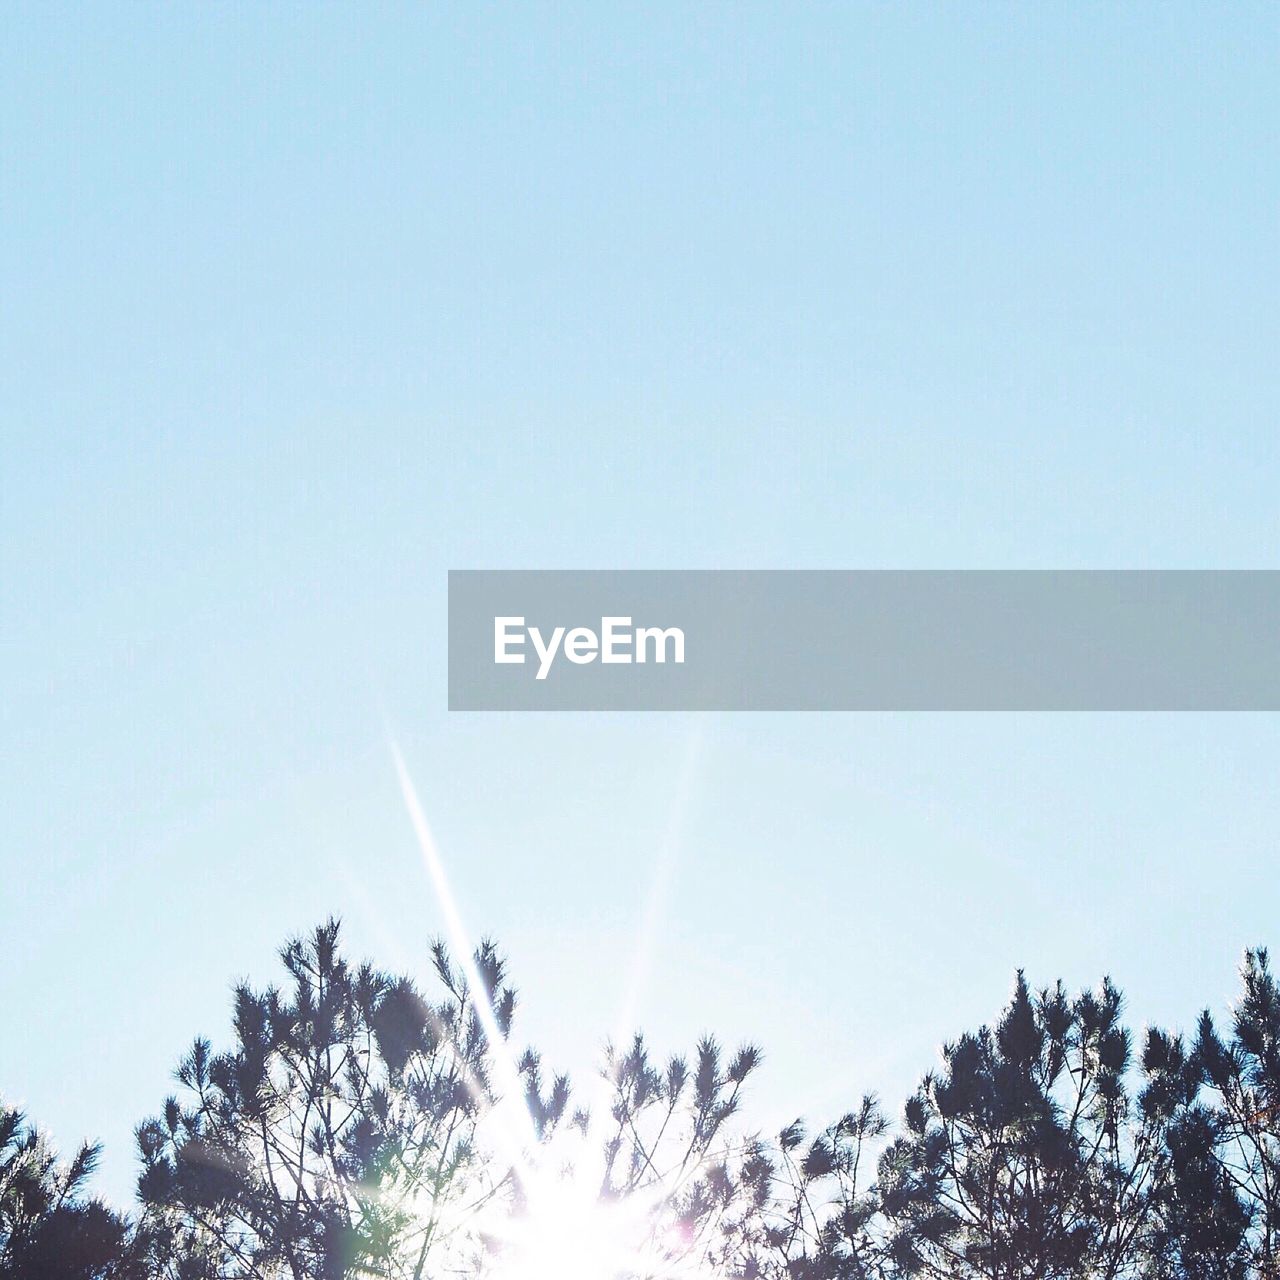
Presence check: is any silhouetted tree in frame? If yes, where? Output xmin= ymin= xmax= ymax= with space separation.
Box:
xmin=136 ymin=919 xmax=522 ymax=1278
xmin=748 ymin=1096 xmax=890 ymax=1280
xmin=13 ymin=920 xmax=1280 ymax=1279
xmin=136 ymin=919 xmax=770 ymax=1279
xmin=590 ymin=1032 xmax=771 ymax=1277
xmin=872 ymin=973 xmax=1191 ymax=1280
xmin=0 ymin=1101 xmax=142 ymax=1280
xmin=1194 ymin=947 xmax=1280 ymax=1278
xmin=1143 ymin=1098 xmax=1250 ymax=1280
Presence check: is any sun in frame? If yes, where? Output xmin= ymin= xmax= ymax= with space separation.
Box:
xmin=470 ymin=1105 xmax=714 ymax=1280
xmin=393 ymin=742 xmax=718 ymax=1280
xmin=489 ymin=1179 xmax=642 ymax=1280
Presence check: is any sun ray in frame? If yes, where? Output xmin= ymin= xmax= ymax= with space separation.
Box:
xmin=579 ymin=723 xmax=707 ymax=1199
xmin=391 ymin=740 xmax=540 ymax=1178
xmin=612 ymin=723 xmax=705 ymax=1049
xmin=389 ymin=733 xmax=726 ymax=1280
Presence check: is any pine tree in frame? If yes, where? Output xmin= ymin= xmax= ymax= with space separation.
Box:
xmin=0 ymin=1102 xmax=142 ymax=1279
xmin=1194 ymin=947 xmax=1280 ymax=1277
xmin=872 ymin=973 xmax=1186 ymax=1280
xmin=135 ymin=919 xmax=520 ymax=1278
xmin=135 ymin=919 xmax=769 ymax=1279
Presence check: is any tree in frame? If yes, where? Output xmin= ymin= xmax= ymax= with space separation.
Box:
xmin=135 ymin=919 xmax=772 ymax=1280
xmin=0 ymin=1101 xmax=141 ymax=1280
xmin=749 ymin=1096 xmax=889 ymax=1280
xmin=1143 ymin=1099 xmax=1249 ymax=1280
xmin=588 ymin=1032 xmax=771 ymax=1278
xmin=13 ymin=919 xmax=1280 ymax=1279
xmin=872 ymin=973 xmax=1190 ymax=1280
xmin=136 ymin=919 xmax=519 ymax=1278
xmin=1194 ymin=947 xmax=1280 ymax=1278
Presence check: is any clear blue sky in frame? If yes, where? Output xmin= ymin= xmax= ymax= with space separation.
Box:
xmin=2 ymin=4 xmax=1278 ymax=1206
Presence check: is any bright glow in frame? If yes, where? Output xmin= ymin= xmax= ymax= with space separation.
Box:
xmin=392 ymin=742 xmax=540 ymax=1166
xmin=391 ymin=737 xmax=718 ymax=1280
xmin=490 ymin=1181 xmax=641 ymax=1280
xmin=481 ymin=1138 xmax=708 ymax=1280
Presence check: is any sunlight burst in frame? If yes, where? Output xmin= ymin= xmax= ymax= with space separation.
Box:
xmin=488 ymin=1180 xmax=640 ymax=1280
xmin=392 ymin=737 xmax=717 ymax=1280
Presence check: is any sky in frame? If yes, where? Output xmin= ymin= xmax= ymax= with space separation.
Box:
xmin=2 ymin=3 xmax=1279 ymax=1206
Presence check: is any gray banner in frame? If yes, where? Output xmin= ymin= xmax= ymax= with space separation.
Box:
xmin=448 ymin=571 xmax=1280 ymax=711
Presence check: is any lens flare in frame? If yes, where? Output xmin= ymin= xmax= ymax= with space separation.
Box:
xmin=489 ymin=1180 xmax=637 ymax=1280
xmin=391 ymin=736 xmax=720 ymax=1280
xmin=480 ymin=1136 xmax=712 ymax=1280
